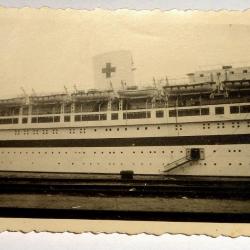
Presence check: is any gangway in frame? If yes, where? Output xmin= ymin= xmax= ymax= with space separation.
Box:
xmin=162 ymin=148 xmax=204 ymax=174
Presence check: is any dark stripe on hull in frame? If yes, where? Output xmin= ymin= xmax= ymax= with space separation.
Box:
xmin=0 ymin=134 xmax=249 ymax=147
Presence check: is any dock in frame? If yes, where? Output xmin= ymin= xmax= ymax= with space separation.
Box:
xmin=0 ymin=171 xmax=250 ymax=222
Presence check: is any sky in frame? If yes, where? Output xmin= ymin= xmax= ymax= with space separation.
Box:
xmin=1 ymin=8 xmax=250 ymax=97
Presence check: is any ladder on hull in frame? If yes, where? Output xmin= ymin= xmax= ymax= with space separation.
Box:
xmin=162 ymin=148 xmax=204 ymax=174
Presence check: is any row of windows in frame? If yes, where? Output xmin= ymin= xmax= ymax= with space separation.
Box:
xmin=31 ymin=116 xmax=60 ymax=123
xmin=1 ymin=150 xmax=186 ymax=155
xmin=1 ymin=149 xmax=243 ymax=155
xmin=1 ymin=105 xmax=250 ymax=125
xmin=75 ymin=114 xmax=107 ymax=122
xmin=12 ymin=120 xmax=248 ymax=135
xmin=0 ymin=118 xmax=18 ymax=124
xmin=169 ymin=108 xmax=209 ymax=117
xmin=0 ymin=160 xmax=246 ymax=167
xmin=199 ymin=70 xmax=248 ymax=77
xmin=230 ymin=105 xmax=250 ymax=114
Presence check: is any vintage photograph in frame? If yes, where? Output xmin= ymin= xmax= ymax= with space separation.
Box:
xmin=0 ymin=7 xmax=249 ymax=234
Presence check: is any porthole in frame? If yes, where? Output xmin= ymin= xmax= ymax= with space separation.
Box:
xmin=214 ymin=163 xmax=217 ymax=166
xmin=213 ymin=150 xmax=216 ymax=153
xmin=157 ymin=126 xmax=160 ymax=129
xmin=239 ymin=163 xmax=242 ymax=165
xmin=145 ymin=127 xmax=148 ymax=130
xmin=137 ymin=127 xmax=139 ymax=130
xmin=117 ymin=128 xmax=119 ymax=131
xmin=125 ymin=128 xmax=127 ymax=131
xmin=94 ymin=129 xmax=97 ymax=132
xmin=229 ymin=163 xmax=232 ymax=166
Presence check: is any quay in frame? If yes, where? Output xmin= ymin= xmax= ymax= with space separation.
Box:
xmin=0 ymin=171 xmax=249 ymax=222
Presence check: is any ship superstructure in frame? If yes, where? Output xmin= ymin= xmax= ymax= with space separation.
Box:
xmin=0 ymin=65 xmax=249 ymax=176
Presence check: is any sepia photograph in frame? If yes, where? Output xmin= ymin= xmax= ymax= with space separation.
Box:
xmin=0 ymin=6 xmax=249 ymax=235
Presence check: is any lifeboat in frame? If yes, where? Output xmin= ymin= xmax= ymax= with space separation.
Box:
xmin=0 ymin=97 xmax=27 ymax=106
xmin=29 ymin=93 xmax=69 ymax=104
xmin=118 ymin=86 xmax=159 ymax=98
xmin=224 ymin=81 xmax=250 ymax=91
xmin=72 ymin=89 xmax=115 ymax=101
xmin=163 ymin=82 xmax=216 ymax=96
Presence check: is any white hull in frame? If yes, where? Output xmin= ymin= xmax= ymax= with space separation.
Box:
xmin=0 ymin=144 xmax=249 ymax=176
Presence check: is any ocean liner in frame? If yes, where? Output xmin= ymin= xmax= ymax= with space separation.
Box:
xmin=0 ymin=52 xmax=249 ymax=176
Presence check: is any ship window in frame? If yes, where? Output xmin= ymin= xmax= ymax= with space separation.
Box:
xmin=38 ymin=116 xmax=53 ymax=123
xmin=169 ymin=110 xmax=177 ymax=117
xmin=13 ymin=118 xmax=18 ymax=124
xmin=200 ymin=74 xmax=204 ymax=77
xmin=31 ymin=117 xmax=38 ymax=123
xmin=215 ymin=107 xmax=224 ymax=115
xmin=178 ymin=108 xmax=200 ymax=116
xmin=123 ymin=111 xmax=151 ymax=120
xmin=230 ymin=106 xmax=240 ymax=114
xmin=75 ymin=115 xmax=81 ymax=122
xmin=240 ymin=105 xmax=250 ymax=113
xmin=217 ymin=72 xmax=221 ymax=76
xmin=22 ymin=117 xmax=28 ymax=124
xmin=82 ymin=114 xmax=107 ymax=121
xmin=22 ymin=107 xmax=29 ymax=115
xmin=230 ymin=71 xmax=234 ymax=74
xmin=156 ymin=110 xmax=164 ymax=118
xmin=64 ymin=115 xmax=70 ymax=122
xmin=111 ymin=113 xmax=118 ymax=120
xmin=201 ymin=108 xmax=209 ymax=115
xmin=0 ymin=118 xmax=14 ymax=124
xmin=243 ymin=69 xmax=248 ymax=73
xmin=54 ymin=116 xmax=60 ymax=122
